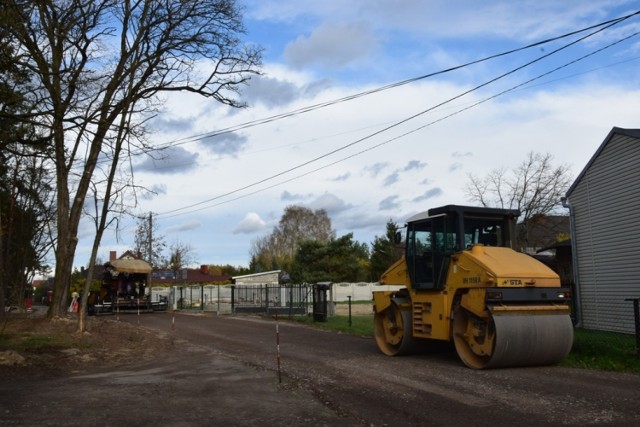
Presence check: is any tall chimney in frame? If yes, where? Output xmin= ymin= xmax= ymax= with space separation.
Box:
xmin=110 ymin=251 xmax=117 ymax=261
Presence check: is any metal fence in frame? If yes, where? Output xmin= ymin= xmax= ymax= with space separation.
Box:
xmin=151 ymin=283 xmax=312 ymax=316
xmin=233 ymin=283 xmax=310 ymax=316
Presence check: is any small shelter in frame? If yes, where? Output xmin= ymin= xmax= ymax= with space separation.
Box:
xmin=103 ymin=250 xmax=152 ymax=300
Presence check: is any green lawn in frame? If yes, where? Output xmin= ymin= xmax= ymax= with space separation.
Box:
xmin=291 ymin=313 xmax=374 ymax=336
xmin=561 ymin=328 xmax=640 ymax=372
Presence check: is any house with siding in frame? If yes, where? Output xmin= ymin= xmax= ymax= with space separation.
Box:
xmin=564 ymin=127 xmax=640 ymax=334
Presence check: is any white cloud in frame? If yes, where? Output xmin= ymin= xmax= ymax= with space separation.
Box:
xmin=284 ymin=21 xmax=378 ymax=68
xmin=233 ymin=212 xmax=267 ymax=234
xmin=135 ymin=146 xmax=199 ymax=175
xmin=140 ymin=184 xmax=168 ymax=201
xmin=383 ymin=172 xmax=399 ymax=187
xmin=198 ymin=132 xmax=249 ymax=157
xmin=403 ymin=160 xmax=427 ymax=171
xmin=281 ymin=191 xmax=310 ymax=201
xmin=449 ymin=162 xmax=463 ymax=172
xmin=413 ymin=188 xmax=444 ymax=202
xmin=330 ymin=172 xmax=351 ymax=181
xmin=242 ymin=75 xmax=302 ymax=107
xmin=365 ymin=162 xmax=389 ymax=178
xmin=165 ymin=220 xmax=202 ymax=233
xmin=307 ymin=193 xmax=352 ymax=215
xmin=379 ymin=195 xmax=400 ymax=211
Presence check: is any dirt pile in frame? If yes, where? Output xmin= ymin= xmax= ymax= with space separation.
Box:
xmin=0 ymin=312 xmax=172 ymax=376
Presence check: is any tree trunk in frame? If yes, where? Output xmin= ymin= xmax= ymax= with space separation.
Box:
xmin=49 ymin=124 xmax=72 ymax=317
xmin=0 ymin=209 xmax=5 ymax=322
xmin=78 ymin=243 xmax=100 ymax=333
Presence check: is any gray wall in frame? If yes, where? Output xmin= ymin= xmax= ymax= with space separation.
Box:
xmin=567 ymin=128 xmax=640 ymax=334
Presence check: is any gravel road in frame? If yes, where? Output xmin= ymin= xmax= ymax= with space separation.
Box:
xmin=3 ymin=311 xmax=640 ymax=426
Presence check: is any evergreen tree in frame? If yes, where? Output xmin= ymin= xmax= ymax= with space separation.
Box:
xmin=290 ymin=233 xmax=369 ymax=283
xmin=369 ymin=220 xmax=403 ymax=281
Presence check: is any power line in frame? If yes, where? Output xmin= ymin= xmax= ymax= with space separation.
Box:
xmin=153 ymin=10 xmax=640 ymax=150
xmin=80 ymin=9 xmax=640 ymax=176
xmin=159 ymin=28 xmax=640 ymax=219
xmin=156 ymin=13 xmax=639 ymax=218
xmin=74 ymin=11 xmax=640 ymax=181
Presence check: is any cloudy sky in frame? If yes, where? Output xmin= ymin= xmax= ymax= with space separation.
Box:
xmin=75 ymin=0 xmax=640 ymax=269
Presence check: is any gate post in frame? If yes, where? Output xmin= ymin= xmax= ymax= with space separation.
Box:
xmin=625 ymin=298 xmax=640 ymax=356
xmin=312 ymin=282 xmax=331 ymax=322
xmin=231 ymin=285 xmax=236 ymax=314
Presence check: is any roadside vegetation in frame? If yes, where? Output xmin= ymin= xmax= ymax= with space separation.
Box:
xmin=0 ymin=329 xmax=92 ymax=354
xmin=291 ymin=313 xmax=374 ymax=337
xmin=562 ymin=328 xmax=640 ymax=373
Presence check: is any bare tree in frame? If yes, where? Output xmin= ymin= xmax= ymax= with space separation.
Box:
xmin=465 ymin=152 xmax=572 ymax=248
xmin=250 ymin=205 xmax=335 ymax=271
xmin=166 ymin=241 xmax=197 ymax=276
xmin=5 ymin=0 xmax=262 ymax=317
xmin=132 ymin=212 xmax=166 ymax=267
xmin=77 ymin=104 xmax=140 ymax=332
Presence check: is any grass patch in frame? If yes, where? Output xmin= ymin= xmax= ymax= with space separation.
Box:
xmin=291 ymin=314 xmax=374 ymax=337
xmin=560 ymin=328 xmax=640 ymax=373
xmin=334 ymin=300 xmax=372 ymax=305
xmin=0 ymin=321 xmax=91 ymax=353
xmin=0 ymin=331 xmax=59 ymax=352
xmin=0 ymin=331 xmax=85 ymax=353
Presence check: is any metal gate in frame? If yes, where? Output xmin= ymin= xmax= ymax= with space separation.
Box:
xmin=232 ymin=283 xmax=310 ymax=316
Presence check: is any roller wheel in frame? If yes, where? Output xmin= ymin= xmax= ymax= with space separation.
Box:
xmin=453 ymin=305 xmax=574 ymax=369
xmin=452 ymin=306 xmax=496 ymax=369
xmin=374 ymin=301 xmax=416 ymax=356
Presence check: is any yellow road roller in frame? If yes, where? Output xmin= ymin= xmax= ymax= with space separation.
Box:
xmin=373 ymin=205 xmax=573 ymax=369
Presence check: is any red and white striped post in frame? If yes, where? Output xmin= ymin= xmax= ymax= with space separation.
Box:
xmin=274 ymin=308 xmax=282 ymax=384
xmin=137 ymin=284 xmax=140 ymax=325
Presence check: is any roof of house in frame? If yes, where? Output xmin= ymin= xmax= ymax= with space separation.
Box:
xmin=232 ymin=270 xmax=281 ymax=280
xmin=566 ymin=127 xmax=640 ymax=197
xmin=109 ymin=258 xmax=152 ymax=274
xmin=537 ymin=239 xmax=572 ymax=253
xmin=150 ymin=268 xmax=231 ymax=285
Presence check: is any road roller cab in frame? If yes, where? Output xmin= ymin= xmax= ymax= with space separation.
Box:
xmin=373 ymin=205 xmax=573 ymax=369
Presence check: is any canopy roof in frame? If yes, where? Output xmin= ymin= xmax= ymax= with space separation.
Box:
xmin=108 ymin=258 xmax=152 ymax=274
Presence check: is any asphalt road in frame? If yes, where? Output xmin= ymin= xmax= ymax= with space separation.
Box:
xmin=4 ymin=312 xmax=640 ymax=426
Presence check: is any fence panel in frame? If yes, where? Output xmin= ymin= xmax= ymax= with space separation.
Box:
xmin=151 ymin=282 xmax=405 ymax=315
xmin=233 ymin=283 xmax=310 ymax=316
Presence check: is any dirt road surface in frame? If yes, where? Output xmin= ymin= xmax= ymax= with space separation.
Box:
xmin=3 ymin=311 xmax=640 ymax=426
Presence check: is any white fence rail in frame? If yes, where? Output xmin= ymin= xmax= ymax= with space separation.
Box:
xmin=331 ymin=282 xmax=403 ymax=302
